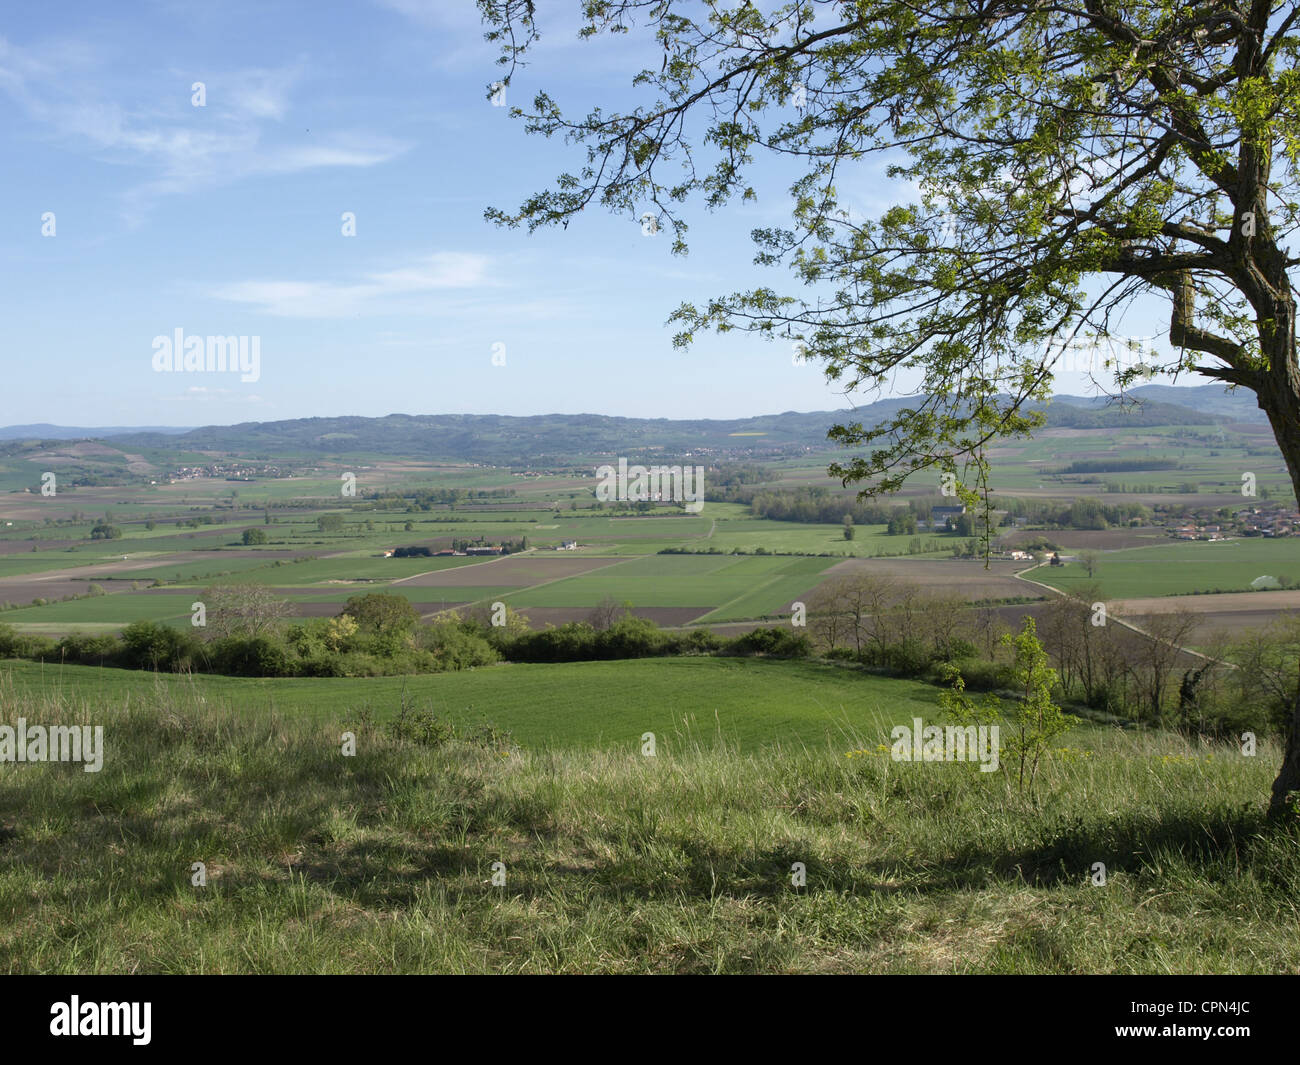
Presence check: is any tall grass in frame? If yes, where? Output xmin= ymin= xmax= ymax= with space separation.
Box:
xmin=0 ymin=678 xmax=1297 ymax=973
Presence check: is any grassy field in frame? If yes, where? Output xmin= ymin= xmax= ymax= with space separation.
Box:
xmin=1036 ymin=539 xmax=1300 ymax=598
xmin=0 ymin=678 xmax=1295 ymax=974
xmin=0 ymin=657 xmax=948 ymax=751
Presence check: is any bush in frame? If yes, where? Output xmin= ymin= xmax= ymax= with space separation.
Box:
xmin=120 ymin=621 xmax=200 ymax=671
xmin=933 ymin=656 xmax=1010 ymax=692
xmin=211 ymin=634 xmax=293 ymax=677
xmin=56 ymin=631 xmax=121 ymax=665
xmin=342 ymin=593 xmax=419 ymax=634
xmin=389 ymin=699 xmax=454 ymax=747
xmin=501 ymin=622 xmax=599 ymax=663
xmin=727 ymin=627 xmax=811 ymax=658
xmin=422 ymin=622 xmax=498 ymax=670
xmin=596 ymin=615 xmax=667 ymax=659
xmin=881 ymin=638 xmax=934 ymax=676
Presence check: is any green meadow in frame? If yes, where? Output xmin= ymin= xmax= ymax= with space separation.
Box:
xmin=0 ymin=657 xmax=947 ymax=752
xmin=1036 ymin=539 xmax=1300 ymax=598
xmin=0 ymin=673 xmax=1294 ymax=974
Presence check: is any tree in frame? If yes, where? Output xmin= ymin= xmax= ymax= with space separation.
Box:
xmin=587 ymin=594 xmax=632 ymax=631
xmin=324 ymin=614 xmax=359 ymax=653
xmin=1079 ymin=550 xmax=1101 ymax=578
xmin=341 ymin=592 xmax=419 ymax=634
xmin=1131 ymin=609 xmax=1203 ymax=722
xmin=89 ymin=523 xmax=122 ymax=540
xmin=202 ymin=583 xmax=292 ymax=640
xmin=1002 ymin=617 xmax=1078 ymax=794
xmin=842 ymin=513 xmax=854 ymax=541
xmin=242 ymin=527 xmax=267 ymax=546
xmin=318 ymin=513 xmax=345 ymax=534
xmin=481 ymin=0 xmax=1300 ymax=814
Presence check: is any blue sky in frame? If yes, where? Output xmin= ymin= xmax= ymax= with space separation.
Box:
xmin=1 ymin=1 xmax=1186 ymax=428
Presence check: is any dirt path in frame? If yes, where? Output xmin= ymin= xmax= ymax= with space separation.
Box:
xmin=1013 ymin=562 xmax=1234 ymax=668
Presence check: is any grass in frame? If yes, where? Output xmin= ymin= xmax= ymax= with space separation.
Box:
xmin=504 ymin=554 xmax=836 ymax=613
xmin=0 ymin=677 xmax=1296 ymax=973
xmin=1036 ymin=538 xmax=1300 ymax=598
xmin=0 ymin=657 xmax=949 ymax=752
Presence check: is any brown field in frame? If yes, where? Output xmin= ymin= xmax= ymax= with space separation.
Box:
xmin=998 ymin=527 xmax=1169 ymax=551
xmin=395 ymin=555 xmax=626 ymax=588
xmin=0 ymin=549 xmax=328 ymax=606
xmin=1109 ymin=591 xmax=1300 ymax=641
xmin=0 ymin=539 xmax=80 ymax=554
xmin=984 ymin=601 xmax=1210 ymax=670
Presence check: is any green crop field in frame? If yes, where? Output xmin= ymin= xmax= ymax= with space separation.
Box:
xmin=504 ymin=554 xmax=837 ymax=614
xmin=0 ymin=594 xmax=198 ymax=624
xmin=1035 ymin=538 xmax=1300 ymax=598
xmin=0 ymin=656 xmax=956 ymax=752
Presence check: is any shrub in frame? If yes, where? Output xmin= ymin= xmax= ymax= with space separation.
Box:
xmin=596 ymin=615 xmax=667 ymax=659
xmin=727 ymin=627 xmax=811 ymax=658
xmin=211 ymin=634 xmax=293 ymax=677
xmin=881 ymin=638 xmax=934 ymax=676
xmin=389 ymin=699 xmax=454 ymax=747
xmin=422 ymin=622 xmax=498 ymax=670
xmin=120 ymin=621 xmax=199 ymax=671
xmin=342 ymin=593 xmax=419 ymax=634
xmin=56 ymin=631 xmax=121 ymax=665
xmin=934 ymin=656 xmax=1010 ymax=692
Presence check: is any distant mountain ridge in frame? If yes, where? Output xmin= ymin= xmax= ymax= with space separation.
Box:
xmin=0 ymin=424 xmax=194 ymax=441
xmin=1059 ymin=383 xmax=1266 ymax=422
xmin=0 ymin=384 xmax=1266 ymax=465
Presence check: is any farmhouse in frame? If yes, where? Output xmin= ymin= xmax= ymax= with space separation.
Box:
xmin=930 ymin=504 xmax=966 ymax=530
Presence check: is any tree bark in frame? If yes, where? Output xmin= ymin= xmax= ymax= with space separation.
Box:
xmin=1262 ymin=300 xmax=1300 ymax=818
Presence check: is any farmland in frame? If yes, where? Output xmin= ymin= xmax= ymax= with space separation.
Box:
xmin=0 ymin=656 xmax=947 ymax=752
xmin=1 ymin=427 xmax=1298 ymax=647
xmin=1034 ymin=539 xmax=1300 ymax=599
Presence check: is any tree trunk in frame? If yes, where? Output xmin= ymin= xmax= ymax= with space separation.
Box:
xmin=1272 ymin=688 xmax=1300 ymax=818
xmin=1262 ymin=301 xmax=1300 ymax=818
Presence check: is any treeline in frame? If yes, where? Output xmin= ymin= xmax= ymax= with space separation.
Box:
xmin=358 ymin=488 xmax=517 ymax=511
xmin=708 ymin=463 xmax=773 ymax=487
xmin=746 ymin=487 xmax=900 ymax=525
xmin=806 ymin=573 xmax=1293 ymax=737
xmin=1053 ymin=458 xmax=1181 ymax=474
xmin=993 ymin=495 xmax=1151 ymax=529
xmin=0 ymin=591 xmax=809 ymax=680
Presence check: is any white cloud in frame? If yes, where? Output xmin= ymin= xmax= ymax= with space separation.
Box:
xmin=0 ymin=37 xmax=407 ymax=213
xmin=209 ymin=252 xmax=496 ymax=317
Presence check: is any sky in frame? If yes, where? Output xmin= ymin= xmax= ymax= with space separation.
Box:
xmin=1 ymin=0 xmax=1189 ymax=428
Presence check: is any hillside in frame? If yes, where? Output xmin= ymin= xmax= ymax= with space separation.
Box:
xmin=1 ymin=674 xmax=1295 ymax=974
xmin=0 ymin=392 xmax=1233 ymax=469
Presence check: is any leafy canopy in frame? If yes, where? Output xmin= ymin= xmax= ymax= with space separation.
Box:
xmin=481 ymin=0 xmax=1300 ymax=515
